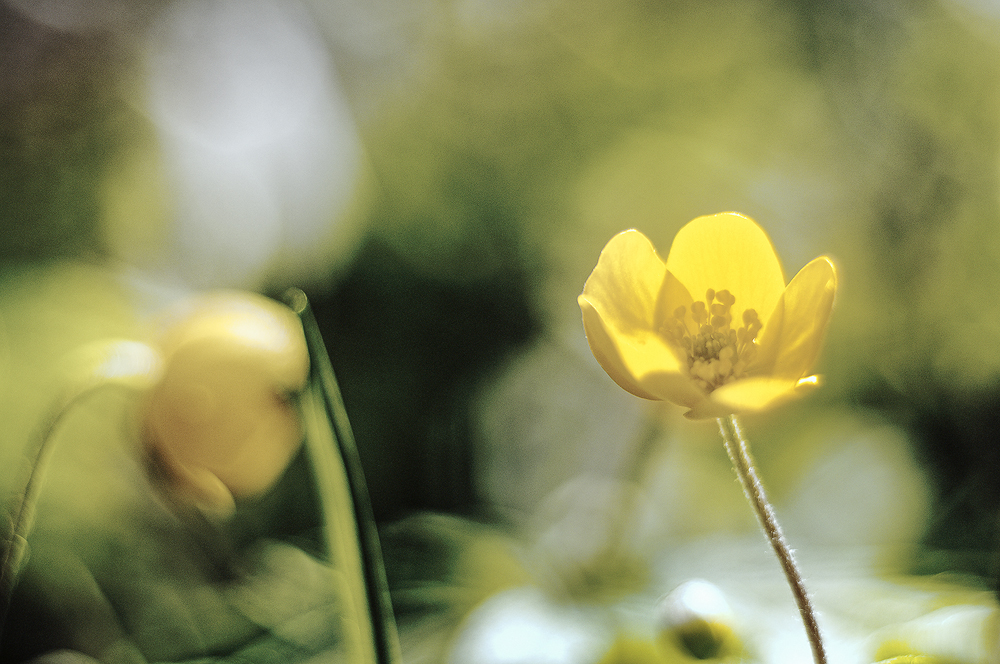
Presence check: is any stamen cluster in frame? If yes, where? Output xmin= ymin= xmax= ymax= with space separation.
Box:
xmin=662 ymin=289 xmax=762 ymax=392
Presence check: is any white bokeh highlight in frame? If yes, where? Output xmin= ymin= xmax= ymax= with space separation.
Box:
xmin=144 ymin=0 xmax=361 ymax=288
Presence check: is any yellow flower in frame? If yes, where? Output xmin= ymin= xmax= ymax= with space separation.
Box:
xmin=578 ymin=212 xmax=837 ymax=419
xmin=144 ymin=291 xmax=309 ymax=515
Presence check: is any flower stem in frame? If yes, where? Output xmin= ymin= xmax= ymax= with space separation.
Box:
xmin=717 ymin=414 xmax=827 ymax=664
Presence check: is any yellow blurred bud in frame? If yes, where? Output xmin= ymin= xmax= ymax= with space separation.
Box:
xmin=143 ymin=291 xmax=309 ymax=516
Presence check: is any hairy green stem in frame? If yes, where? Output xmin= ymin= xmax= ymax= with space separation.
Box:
xmin=718 ymin=414 xmax=827 ymax=664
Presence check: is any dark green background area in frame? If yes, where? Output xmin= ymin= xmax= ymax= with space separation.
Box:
xmin=305 ymin=239 xmax=537 ymax=519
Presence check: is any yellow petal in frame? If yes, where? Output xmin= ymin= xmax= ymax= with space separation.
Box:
xmin=580 ymin=296 xmax=662 ymax=400
xmin=685 ymin=376 xmax=819 ymax=419
xmin=754 ymin=256 xmax=837 ymax=380
xmin=664 ymin=212 xmax=785 ymax=320
xmin=580 ymin=230 xmax=694 ymax=401
xmin=641 ymin=367 xmax=708 ymax=409
xmin=652 ymin=269 xmax=695 ymax=333
xmin=681 ymin=396 xmax=733 ymax=420
xmin=581 ymin=229 xmax=669 ymax=333
xmin=581 ymin=295 xmax=694 ymax=399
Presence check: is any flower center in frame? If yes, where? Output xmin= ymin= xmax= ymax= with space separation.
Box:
xmin=662 ymin=288 xmax=762 ymax=392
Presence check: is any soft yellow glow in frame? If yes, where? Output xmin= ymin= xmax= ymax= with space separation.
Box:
xmin=579 ymin=212 xmax=837 ymax=418
xmin=144 ymin=291 xmax=309 ymax=515
xmin=95 ymin=341 xmax=162 ymax=383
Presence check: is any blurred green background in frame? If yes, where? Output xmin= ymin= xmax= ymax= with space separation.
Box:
xmin=4 ymin=0 xmax=1000 ymax=660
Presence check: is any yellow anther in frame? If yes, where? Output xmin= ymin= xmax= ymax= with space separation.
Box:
xmin=691 ymin=301 xmax=707 ymax=326
xmin=661 ymin=288 xmax=762 ymax=392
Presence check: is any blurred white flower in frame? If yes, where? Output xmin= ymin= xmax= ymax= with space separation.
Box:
xmin=137 ymin=0 xmax=362 ymax=288
xmin=449 ymin=586 xmax=613 ymax=664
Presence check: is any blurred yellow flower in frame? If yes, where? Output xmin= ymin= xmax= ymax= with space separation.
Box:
xmin=579 ymin=212 xmax=837 ymax=419
xmin=144 ymin=291 xmax=309 ymax=515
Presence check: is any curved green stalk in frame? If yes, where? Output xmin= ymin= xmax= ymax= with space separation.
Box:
xmin=718 ymin=414 xmax=827 ymax=664
xmin=286 ymin=288 xmax=401 ymax=664
xmin=0 ymin=379 xmax=136 ymax=642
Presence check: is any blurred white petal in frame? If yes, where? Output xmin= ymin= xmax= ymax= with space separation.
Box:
xmin=449 ymin=586 xmax=612 ymax=664
xmin=142 ymin=0 xmax=361 ymax=287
